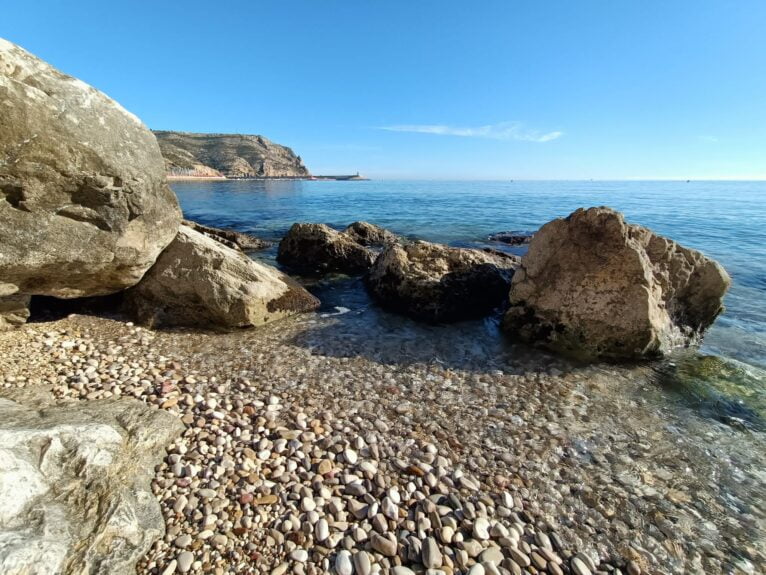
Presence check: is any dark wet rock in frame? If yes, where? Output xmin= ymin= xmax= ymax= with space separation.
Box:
xmin=0 ymin=394 xmax=183 ymax=575
xmin=366 ymin=241 xmax=519 ymax=323
xmin=488 ymin=231 xmax=534 ymax=245
xmin=278 ymin=223 xmax=376 ymax=274
xmin=503 ymin=207 xmax=731 ymax=360
xmin=0 ymin=39 xmax=181 ymax=302
xmin=125 ymin=225 xmax=319 ymax=328
xmin=343 ymin=221 xmax=397 ymax=247
xmin=182 ymin=219 xmax=270 ymax=251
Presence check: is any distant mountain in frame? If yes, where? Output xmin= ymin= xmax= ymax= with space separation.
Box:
xmin=153 ymin=131 xmax=310 ymax=178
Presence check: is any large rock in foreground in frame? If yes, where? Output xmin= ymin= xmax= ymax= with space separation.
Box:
xmin=503 ymin=207 xmax=731 ymax=360
xmin=343 ymin=221 xmax=397 ymax=247
xmin=277 ymin=223 xmax=377 ymax=274
xmin=0 ymin=396 xmax=183 ymax=575
xmin=126 ymin=226 xmax=319 ymax=328
xmin=366 ymin=241 xmax=519 ymax=323
xmin=0 ymin=39 xmax=181 ymax=301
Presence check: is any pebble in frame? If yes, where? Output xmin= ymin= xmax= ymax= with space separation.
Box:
xmin=176 ymin=551 xmax=193 ymax=573
xmin=335 ymin=550 xmax=354 ymax=575
xmin=422 ymin=536 xmax=443 ymax=568
xmin=473 ymin=518 xmax=490 ymax=540
xmin=571 ymin=557 xmax=593 ymax=575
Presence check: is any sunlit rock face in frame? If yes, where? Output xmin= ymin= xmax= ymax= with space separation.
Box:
xmin=0 ymin=396 xmax=183 ymax=575
xmin=0 ymin=38 xmax=181 ymax=306
xmin=504 ymin=207 xmax=731 ymax=361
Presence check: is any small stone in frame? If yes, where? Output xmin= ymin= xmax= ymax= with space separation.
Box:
xmin=571 ymin=557 xmax=593 ymax=575
xmin=352 ymin=551 xmax=371 ymax=575
xmin=422 ymin=537 xmax=443 ymax=568
xmin=314 ymin=517 xmax=330 ymax=541
xmin=335 ymin=550 xmax=354 ymax=575
xmin=290 ymin=549 xmax=309 ymax=563
xmin=370 ymin=533 xmax=397 ymax=557
xmin=480 ymin=547 xmax=503 ymax=564
xmin=468 ymin=565 xmax=485 ymax=575
xmin=177 ymin=551 xmax=194 ymax=573
xmin=473 ymin=518 xmax=490 ymax=540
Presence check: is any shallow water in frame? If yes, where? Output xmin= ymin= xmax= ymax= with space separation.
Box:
xmin=172 ymin=179 xmax=766 ymax=423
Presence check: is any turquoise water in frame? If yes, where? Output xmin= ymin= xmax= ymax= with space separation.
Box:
xmin=173 ymin=179 xmax=766 ymax=416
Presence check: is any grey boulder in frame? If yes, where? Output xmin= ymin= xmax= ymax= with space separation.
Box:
xmin=125 ymin=225 xmax=320 ymax=328
xmin=0 ymin=38 xmax=181 ymax=302
xmin=366 ymin=241 xmax=519 ymax=322
xmin=503 ymin=207 xmax=731 ymax=360
xmin=0 ymin=395 xmax=183 ymax=575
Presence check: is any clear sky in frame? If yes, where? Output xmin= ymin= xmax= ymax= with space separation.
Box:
xmin=3 ymin=1 xmax=765 ymax=179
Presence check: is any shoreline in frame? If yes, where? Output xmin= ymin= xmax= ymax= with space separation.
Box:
xmin=2 ymin=310 xmax=763 ymax=575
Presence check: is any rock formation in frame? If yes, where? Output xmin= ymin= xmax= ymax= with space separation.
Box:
xmin=0 ymin=395 xmax=183 ymax=575
xmin=503 ymin=207 xmax=731 ymax=360
xmin=125 ymin=226 xmax=320 ymax=328
xmin=0 ymin=39 xmax=181 ymax=308
xmin=182 ymin=219 xmax=270 ymax=251
xmin=487 ymin=231 xmax=534 ymax=246
xmin=366 ymin=241 xmax=519 ymax=323
xmin=343 ymin=222 xmax=398 ymax=247
xmin=154 ymin=131 xmax=309 ymax=178
xmin=277 ymin=223 xmax=380 ymax=274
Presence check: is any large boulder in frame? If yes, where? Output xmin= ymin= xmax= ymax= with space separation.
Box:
xmin=277 ymin=223 xmax=377 ymax=274
xmin=503 ymin=207 xmax=731 ymax=360
xmin=366 ymin=241 xmax=519 ymax=322
xmin=0 ymin=38 xmax=181 ymax=303
xmin=0 ymin=395 xmax=183 ymax=575
xmin=125 ymin=225 xmax=320 ymax=328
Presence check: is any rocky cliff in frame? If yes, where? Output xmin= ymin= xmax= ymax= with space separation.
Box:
xmin=153 ymin=131 xmax=310 ymax=178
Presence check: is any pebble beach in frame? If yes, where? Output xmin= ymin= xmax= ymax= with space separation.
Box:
xmin=2 ymin=309 xmax=763 ymax=575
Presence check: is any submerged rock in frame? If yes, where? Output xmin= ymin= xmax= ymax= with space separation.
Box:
xmin=126 ymin=225 xmax=319 ymax=328
xmin=343 ymin=221 xmax=398 ymax=247
xmin=366 ymin=241 xmax=519 ymax=322
xmin=0 ymin=395 xmax=183 ymax=575
xmin=278 ymin=223 xmax=377 ymax=274
xmin=0 ymin=39 xmax=181 ymax=305
xmin=182 ymin=219 xmax=270 ymax=251
xmin=503 ymin=207 xmax=730 ymax=360
xmin=487 ymin=231 xmax=534 ymax=245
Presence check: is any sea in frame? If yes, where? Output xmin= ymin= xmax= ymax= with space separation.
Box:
xmin=172 ymin=179 xmax=766 ymax=427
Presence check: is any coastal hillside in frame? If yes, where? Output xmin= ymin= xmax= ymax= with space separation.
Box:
xmin=153 ymin=130 xmax=310 ymax=178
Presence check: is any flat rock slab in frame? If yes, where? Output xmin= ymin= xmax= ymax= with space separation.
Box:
xmin=0 ymin=395 xmax=183 ymax=575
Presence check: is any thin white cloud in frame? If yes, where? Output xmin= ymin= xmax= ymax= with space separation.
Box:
xmin=378 ymin=121 xmax=563 ymax=143
xmin=699 ymin=135 xmax=719 ymax=143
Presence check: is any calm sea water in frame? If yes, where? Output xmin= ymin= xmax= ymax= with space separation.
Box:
xmin=172 ymin=179 xmax=766 ymax=417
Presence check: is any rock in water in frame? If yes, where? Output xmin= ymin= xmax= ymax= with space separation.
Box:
xmin=277 ymin=223 xmax=376 ymax=274
xmin=343 ymin=221 xmax=397 ymax=247
xmin=366 ymin=241 xmax=519 ymax=323
xmin=182 ymin=219 xmax=271 ymax=251
xmin=125 ymin=225 xmax=320 ymax=328
xmin=503 ymin=207 xmax=730 ymax=360
xmin=0 ymin=396 xmax=183 ymax=575
xmin=0 ymin=38 xmax=181 ymax=302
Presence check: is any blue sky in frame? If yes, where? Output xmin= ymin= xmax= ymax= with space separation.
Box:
xmin=3 ymin=1 xmax=765 ymax=179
